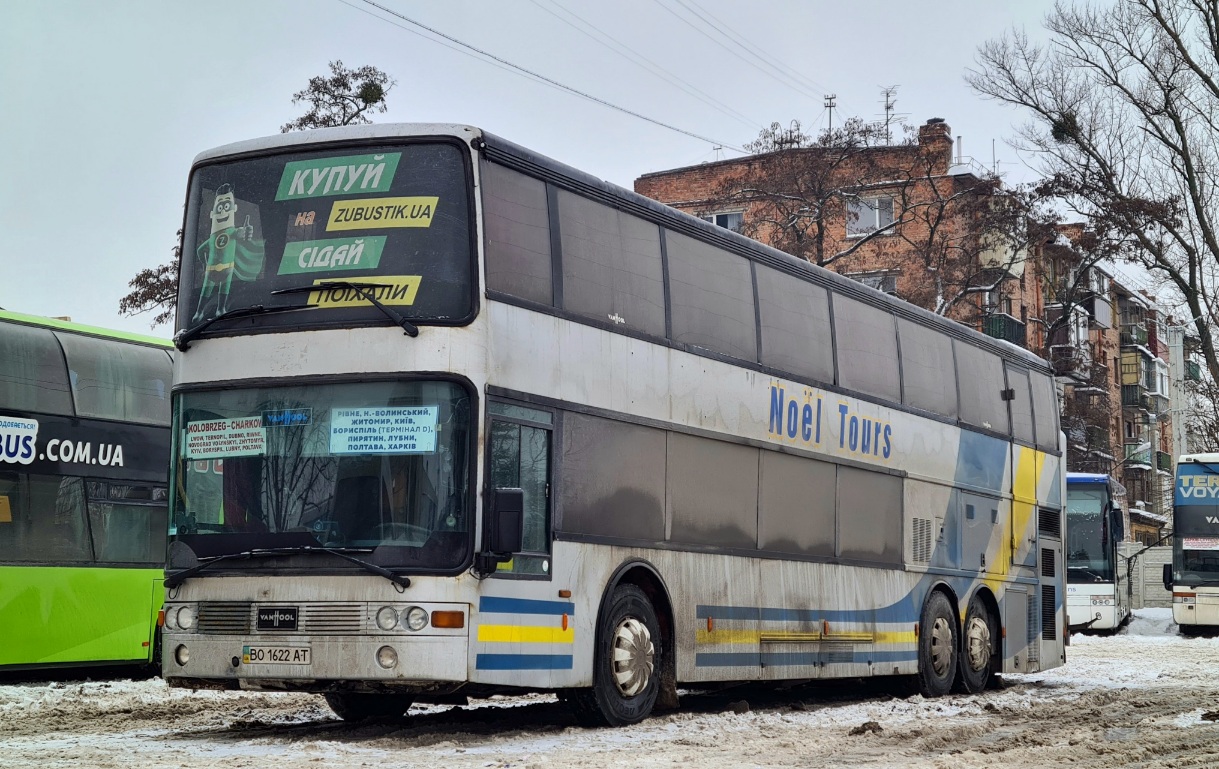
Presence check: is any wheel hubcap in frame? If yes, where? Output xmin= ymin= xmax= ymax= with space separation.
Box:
xmin=611 ymin=617 xmax=654 ymax=697
xmin=930 ymin=616 xmax=953 ymax=677
xmin=965 ymin=615 xmax=991 ymax=672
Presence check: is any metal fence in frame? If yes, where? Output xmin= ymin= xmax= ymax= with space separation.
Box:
xmin=1118 ymin=542 xmax=1173 ymax=609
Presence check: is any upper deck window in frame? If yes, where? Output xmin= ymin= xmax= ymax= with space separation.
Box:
xmin=56 ymin=334 xmax=171 ymax=425
xmin=0 ymin=323 xmax=73 ymax=416
xmin=177 ymin=141 xmax=473 ymax=339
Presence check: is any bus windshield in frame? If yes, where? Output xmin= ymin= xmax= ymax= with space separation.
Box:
xmin=1066 ymin=485 xmax=1113 ymax=582
xmin=169 ymin=380 xmax=472 ymax=572
xmin=177 ymin=141 xmax=473 ymax=337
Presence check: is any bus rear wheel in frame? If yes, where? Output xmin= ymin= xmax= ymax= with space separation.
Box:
xmin=955 ymin=595 xmax=995 ymax=694
xmin=567 ymin=584 xmax=660 ymax=727
xmin=917 ymin=590 xmax=958 ymax=698
xmin=324 ymin=692 xmax=413 ymax=722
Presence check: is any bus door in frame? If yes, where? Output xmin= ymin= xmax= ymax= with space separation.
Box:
xmin=485 ymin=402 xmax=553 ymax=577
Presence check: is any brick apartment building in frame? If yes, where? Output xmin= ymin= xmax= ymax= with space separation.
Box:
xmin=635 ymin=117 xmax=1182 ymax=542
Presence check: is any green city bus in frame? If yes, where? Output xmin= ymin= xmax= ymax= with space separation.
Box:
xmin=0 ymin=310 xmax=172 ymax=670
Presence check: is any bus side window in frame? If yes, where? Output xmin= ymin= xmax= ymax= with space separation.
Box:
xmin=488 ymin=403 xmax=553 ymax=576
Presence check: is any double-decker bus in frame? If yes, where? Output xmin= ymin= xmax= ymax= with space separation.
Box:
xmin=1065 ymin=472 xmax=1130 ymax=632
xmin=0 ymin=310 xmax=172 ymax=671
xmin=1166 ymin=453 xmax=1219 ymax=634
xmin=161 ymin=124 xmax=1066 ymax=725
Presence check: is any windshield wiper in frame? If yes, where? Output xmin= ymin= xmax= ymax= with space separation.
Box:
xmin=164 ymin=546 xmax=411 ymax=590
xmin=272 ymin=281 xmax=419 ymax=337
xmin=1068 ymin=565 xmax=1108 ymax=582
xmin=174 ymin=304 xmax=314 ymax=351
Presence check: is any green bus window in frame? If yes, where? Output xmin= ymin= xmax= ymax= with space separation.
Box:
xmin=57 ymin=334 xmax=170 ymax=425
xmin=0 ymin=323 xmax=73 ymax=415
xmin=0 ymin=474 xmax=92 ymax=564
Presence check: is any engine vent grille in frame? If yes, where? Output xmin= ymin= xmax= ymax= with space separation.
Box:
xmin=1041 ymin=548 xmax=1056 ymax=578
xmin=1038 ymin=508 xmax=1062 ymax=538
xmin=912 ymin=518 xmax=932 ymax=563
xmin=197 ymin=602 xmax=252 ymax=634
xmin=196 ymin=603 xmax=364 ymax=634
xmin=1041 ymin=585 xmax=1057 ymax=641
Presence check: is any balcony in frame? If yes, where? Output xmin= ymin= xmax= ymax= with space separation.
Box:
xmin=1121 ymin=384 xmax=1149 ymax=410
xmin=1051 ymin=342 xmax=1093 ymax=381
xmin=1083 ymin=294 xmax=1113 ymax=329
xmin=1156 ymin=450 xmax=1173 ymax=473
xmin=1124 ymin=442 xmax=1152 ymax=467
xmin=1147 ymin=393 xmax=1170 ymax=415
xmin=983 ymin=313 xmax=1027 ymax=347
xmin=978 ymin=233 xmax=1027 ymax=278
xmin=1121 ymin=324 xmax=1149 ymax=347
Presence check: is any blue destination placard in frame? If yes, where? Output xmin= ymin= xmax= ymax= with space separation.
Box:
xmin=329 ymin=406 xmax=438 ymax=455
xmin=263 ymin=408 xmax=312 ymax=427
xmin=1177 ymin=463 xmax=1219 ymax=505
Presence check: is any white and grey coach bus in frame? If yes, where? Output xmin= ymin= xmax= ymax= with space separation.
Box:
xmin=161 ymin=123 xmax=1066 ymax=725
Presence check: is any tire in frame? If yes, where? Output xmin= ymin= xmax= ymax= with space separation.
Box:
xmin=954 ymin=594 xmax=995 ymax=694
xmin=324 ymin=692 xmax=413 ymax=722
xmin=917 ymin=590 xmax=958 ymax=698
xmin=569 ymin=584 xmax=661 ymax=727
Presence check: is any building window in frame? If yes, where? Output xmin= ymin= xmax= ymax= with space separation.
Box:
xmin=846 ymin=196 xmax=895 ymax=237
xmin=850 ymin=270 xmax=898 ymax=295
xmin=700 ymin=211 xmax=743 ymax=233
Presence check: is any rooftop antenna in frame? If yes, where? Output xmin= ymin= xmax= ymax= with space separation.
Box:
xmin=824 ymin=94 xmax=837 ymax=135
xmin=713 ymin=145 xmax=723 ymax=162
xmin=880 ymin=85 xmax=903 ymax=144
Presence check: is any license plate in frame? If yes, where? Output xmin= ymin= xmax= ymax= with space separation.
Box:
xmin=242 ymin=645 xmax=311 ymax=665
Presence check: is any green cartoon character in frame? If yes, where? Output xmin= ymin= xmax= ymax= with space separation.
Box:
xmin=193 ymin=184 xmax=266 ymax=322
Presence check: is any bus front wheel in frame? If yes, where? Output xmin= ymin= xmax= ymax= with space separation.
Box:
xmin=324 ymin=692 xmax=413 ymax=722
xmin=567 ymin=584 xmax=661 ymax=727
xmin=917 ymin=590 xmax=958 ymax=698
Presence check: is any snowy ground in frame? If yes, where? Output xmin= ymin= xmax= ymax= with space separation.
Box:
xmin=4 ymin=609 xmax=1219 ymax=768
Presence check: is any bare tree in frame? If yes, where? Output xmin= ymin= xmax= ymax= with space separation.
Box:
xmin=281 ymin=60 xmax=396 ymax=133
xmin=702 ymin=118 xmax=1039 ymax=324
xmin=117 ymin=230 xmax=180 ymax=327
xmin=707 ymin=118 xmax=898 ymax=268
xmin=968 ymin=0 xmax=1219 ymax=384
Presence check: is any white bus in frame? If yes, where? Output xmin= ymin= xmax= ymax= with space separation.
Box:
xmin=161 ymin=123 xmax=1067 ymax=725
xmin=1065 ymin=473 xmax=1130 ymax=632
xmin=1166 ymin=453 xmax=1219 ymax=634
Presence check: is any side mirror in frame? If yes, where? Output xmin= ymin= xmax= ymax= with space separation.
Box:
xmin=1163 ymin=562 xmax=1174 ymax=592
xmin=474 ymin=487 xmax=524 ymax=577
xmin=488 ymin=488 xmax=524 ymax=555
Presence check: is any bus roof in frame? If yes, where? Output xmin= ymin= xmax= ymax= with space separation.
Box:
xmin=1180 ymin=453 xmax=1219 ymax=465
xmin=0 ymin=309 xmax=172 ymax=349
xmin=1067 ymin=472 xmax=1111 ymax=485
xmin=189 ymin=122 xmax=1052 ymax=374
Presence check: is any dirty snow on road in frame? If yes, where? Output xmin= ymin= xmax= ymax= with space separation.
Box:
xmin=4 ymin=609 xmax=1219 ymax=768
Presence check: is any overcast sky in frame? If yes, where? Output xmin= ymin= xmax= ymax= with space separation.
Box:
xmin=0 ymin=0 xmax=1059 ymax=335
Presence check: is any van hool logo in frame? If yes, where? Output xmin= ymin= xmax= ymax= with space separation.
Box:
xmin=257 ymin=607 xmax=298 ymax=630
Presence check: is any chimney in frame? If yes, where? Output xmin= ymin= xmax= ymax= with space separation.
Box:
xmin=918 ymin=118 xmax=953 ymax=174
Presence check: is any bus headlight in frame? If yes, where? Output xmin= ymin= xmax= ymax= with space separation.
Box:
xmin=174 ymin=645 xmax=190 ymax=666
xmin=177 ymin=605 xmax=196 ymax=630
xmin=164 ymin=606 xmax=179 ymax=630
xmin=404 ymin=606 xmax=429 ymax=631
xmin=376 ymin=645 xmax=398 ymax=669
xmin=376 ymin=606 xmax=399 ymax=631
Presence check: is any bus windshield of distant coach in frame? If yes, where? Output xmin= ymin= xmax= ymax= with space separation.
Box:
xmin=1066 ymin=486 xmax=1114 ymax=582
xmin=169 ymin=380 xmax=472 ymax=571
xmin=177 ymin=141 xmax=473 ymax=335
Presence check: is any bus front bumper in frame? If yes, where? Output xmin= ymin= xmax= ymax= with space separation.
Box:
xmin=162 ymin=633 xmax=469 ymax=691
